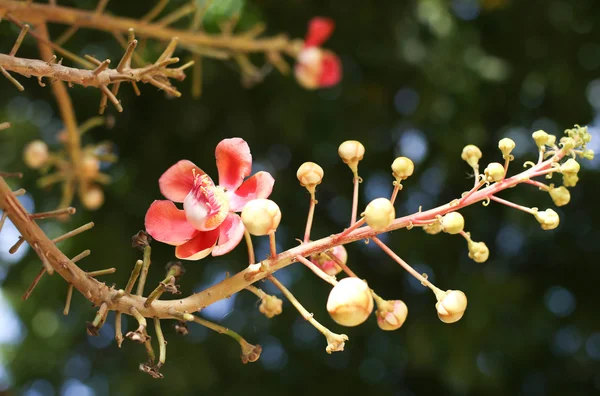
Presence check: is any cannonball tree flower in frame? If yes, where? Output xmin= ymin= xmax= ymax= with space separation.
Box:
xmin=294 ymin=17 xmax=342 ymax=89
xmin=145 ymin=138 xmax=275 ymax=260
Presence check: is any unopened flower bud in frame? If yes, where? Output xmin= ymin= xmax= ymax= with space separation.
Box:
xmin=364 ymin=198 xmax=395 ymax=231
xmin=391 ymin=157 xmax=414 ymax=181
xmin=560 ymin=158 xmax=580 ymax=175
xmin=338 ymin=140 xmax=365 ymax=173
xmin=583 ymin=149 xmax=594 ymax=160
xmin=441 ymin=212 xmax=464 ymax=235
xmin=423 ymin=221 xmax=442 ymax=235
xmin=546 ymin=134 xmax=556 ymax=146
xmin=297 ymin=162 xmax=324 ymax=192
xmin=532 ymin=130 xmax=550 ymax=148
xmin=498 ymin=138 xmax=516 ymax=159
xmin=81 ymin=154 xmax=100 ymax=179
xmin=81 ymin=185 xmax=104 ymax=210
xmin=435 ymin=289 xmax=467 ymax=324
xmin=560 ymin=137 xmax=576 ymax=151
xmin=562 ymin=174 xmax=579 ymax=187
xmin=376 ymin=300 xmax=408 ymax=331
xmin=241 ymin=199 xmax=282 ymax=236
xmin=467 ymin=240 xmax=489 ymax=263
xmin=310 ymin=245 xmax=347 ymax=276
xmin=327 ymin=278 xmax=374 ymax=327
xmin=23 ymin=140 xmax=49 ymax=169
xmin=484 ymin=162 xmax=505 ymax=182
xmin=534 ymin=208 xmax=560 ymax=230
xmin=461 ymin=145 xmax=482 ymax=169
xmin=259 ymin=295 xmax=283 ymax=318
xmin=548 ymin=186 xmax=570 ymax=207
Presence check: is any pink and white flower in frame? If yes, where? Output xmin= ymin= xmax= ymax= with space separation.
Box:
xmin=145 ymin=138 xmax=274 ymax=260
xmin=294 ymin=17 xmax=342 ymax=90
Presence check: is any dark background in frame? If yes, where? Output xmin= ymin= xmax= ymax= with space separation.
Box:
xmin=1 ymin=0 xmax=600 ymax=395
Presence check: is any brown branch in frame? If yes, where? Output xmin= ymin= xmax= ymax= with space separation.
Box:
xmin=36 ymin=22 xmax=83 ymax=208
xmin=0 ymin=0 xmax=296 ymax=55
xmin=0 ymin=53 xmax=186 ymax=88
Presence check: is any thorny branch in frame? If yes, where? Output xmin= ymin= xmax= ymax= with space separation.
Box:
xmin=0 ymin=1 xmax=298 ymax=56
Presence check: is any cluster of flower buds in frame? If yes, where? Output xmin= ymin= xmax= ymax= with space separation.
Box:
xmin=22 ymin=138 xmax=107 ymax=210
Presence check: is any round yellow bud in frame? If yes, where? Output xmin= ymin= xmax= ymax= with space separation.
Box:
xmin=441 ymin=212 xmax=464 ymax=235
xmin=364 ymin=198 xmax=395 ymax=231
xmin=391 ymin=157 xmax=414 ymax=181
xmin=461 ymin=145 xmax=482 ymax=169
xmin=498 ymin=138 xmax=516 ymax=159
xmin=259 ymin=295 xmax=283 ymax=319
xmin=423 ymin=221 xmax=442 ymax=235
xmin=241 ymin=199 xmax=282 ymax=236
xmin=81 ymin=154 xmax=100 ymax=179
xmin=532 ymin=130 xmax=550 ymax=148
xmin=484 ymin=162 xmax=505 ymax=182
xmin=583 ymin=149 xmax=594 ymax=160
xmin=338 ymin=140 xmax=365 ymax=173
xmin=327 ymin=278 xmax=374 ymax=327
xmin=562 ymin=174 xmax=579 ymax=187
xmin=296 ymin=162 xmax=324 ymax=191
xmin=560 ymin=158 xmax=580 ymax=175
xmin=436 ymin=290 xmax=467 ymax=324
xmin=81 ymin=185 xmax=104 ymax=210
xmin=23 ymin=140 xmax=49 ymax=169
xmin=548 ymin=186 xmax=570 ymax=207
xmin=534 ymin=208 xmax=559 ymax=230
xmin=468 ymin=240 xmax=489 ymax=263
xmin=376 ymin=300 xmax=408 ymax=331
xmin=546 ymin=134 xmax=557 ymax=146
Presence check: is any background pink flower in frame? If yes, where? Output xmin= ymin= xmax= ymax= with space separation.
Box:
xmin=145 ymin=138 xmax=274 ymax=260
xmin=295 ymin=17 xmax=342 ymax=89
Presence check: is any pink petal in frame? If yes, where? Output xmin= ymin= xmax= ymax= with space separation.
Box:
xmin=305 ymin=17 xmax=335 ymax=47
xmin=212 ymin=213 xmax=245 ymax=256
xmin=215 ymin=138 xmax=252 ymax=191
xmin=175 ymin=229 xmax=219 ymax=260
xmin=159 ymin=160 xmax=205 ymax=202
xmin=229 ymin=171 xmax=275 ymax=212
xmin=318 ymin=51 xmax=342 ymax=87
xmin=145 ymin=200 xmax=198 ymax=246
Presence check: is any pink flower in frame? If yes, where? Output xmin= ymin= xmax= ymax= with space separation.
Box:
xmin=294 ymin=17 xmax=342 ymax=90
xmin=145 ymin=138 xmax=274 ymax=260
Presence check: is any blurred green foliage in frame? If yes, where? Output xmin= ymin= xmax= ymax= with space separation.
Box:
xmin=1 ymin=0 xmax=600 ymax=395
